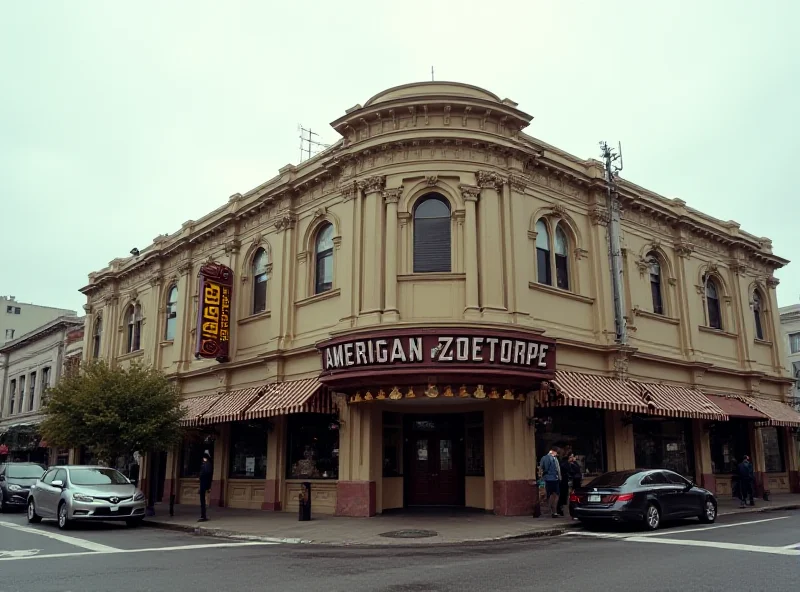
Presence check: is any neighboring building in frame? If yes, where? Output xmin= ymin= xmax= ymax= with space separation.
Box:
xmin=79 ymin=82 xmax=799 ymax=517
xmin=779 ymin=303 xmax=800 ymax=401
xmin=1 ymin=295 xmax=76 ymax=344
xmin=0 ymin=316 xmax=84 ymax=464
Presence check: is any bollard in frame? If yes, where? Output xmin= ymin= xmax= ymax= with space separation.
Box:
xmin=169 ymin=493 xmax=175 ymax=517
xmin=298 ymin=481 xmax=312 ymax=521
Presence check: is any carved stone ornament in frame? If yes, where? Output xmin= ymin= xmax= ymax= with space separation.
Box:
xmin=674 ymin=239 xmax=694 ymax=258
xmin=476 ymin=170 xmax=503 ymax=191
xmin=613 ymin=355 xmax=629 ymax=379
xmin=224 ymin=239 xmax=241 ymax=255
xmin=459 ymin=184 xmax=481 ymax=203
xmin=251 ymin=232 xmax=263 ymax=246
xmin=549 ymin=203 xmax=567 ymax=217
xmin=589 ymin=206 xmax=610 ymax=226
xmin=382 ymin=186 xmax=403 ymax=204
xmin=357 ymin=175 xmax=386 ymax=194
xmin=312 ymin=206 xmax=328 ymax=221
xmin=274 ymin=213 xmax=297 ymax=232
xmin=149 ymin=273 xmax=163 ymax=287
xmin=766 ymin=276 xmax=780 ymax=289
xmin=340 ymin=180 xmax=357 ymax=201
xmin=508 ymin=174 xmax=529 ymax=192
xmin=128 ymin=288 xmax=139 ymax=301
xmin=425 ymin=175 xmax=438 ymax=187
xmin=706 ymin=262 xmax=719 ymax=274
xmin=178 ymin=261 xmax=193 ymax=275
xmin=574 ymin=247 xmax=589 ymax=261
xmin=635 ymin=257 xmax=650 ymax=277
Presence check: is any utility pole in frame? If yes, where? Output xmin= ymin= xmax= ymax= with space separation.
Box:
xmin=600 ymin=141 xmax=627 ymax=345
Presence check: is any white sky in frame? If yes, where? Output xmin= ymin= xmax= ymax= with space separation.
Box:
xmin=1 ymin=1 xmax=798 ymax=314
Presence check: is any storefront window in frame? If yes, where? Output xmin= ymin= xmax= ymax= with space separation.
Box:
xmin=465 ymin=411 xmax=485 ymax=476
xmin=710 ymin=420 xmax=750 ymax=474
xmin=383 ymin=412 xmax=403 ymax=477
xmin=55 ymin=448 xmax=70 ymax=466
xmin=634 ymin=419 xmax=695 ymax=478
xmin=181 ymin=438 xmax=215 ymax=478
xmin=286 ymin=414 xmax=339 ymax=479
xmin=535 ymin=408 xmax=606 ymax=476
xmin=229 ymin=421 xmax=269 ymax=479
xmin=761 ymin=427 xmax=786 ymax=473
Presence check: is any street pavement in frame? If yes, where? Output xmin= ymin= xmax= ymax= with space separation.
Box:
xmin=1 ymin=508 xmax=798 ymax=592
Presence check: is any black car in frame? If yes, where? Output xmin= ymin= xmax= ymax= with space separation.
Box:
xmin=0 ymin=462 xmax=46 ymax=511
xmin=569 ymin=469 xmax=717 ymax=530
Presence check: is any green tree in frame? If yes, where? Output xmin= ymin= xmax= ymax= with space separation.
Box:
xmin=40 ymin=360 xmax=185 ymax=465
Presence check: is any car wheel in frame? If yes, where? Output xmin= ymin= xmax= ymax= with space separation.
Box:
xmin=57 ymin=502 xmax=70 ymax=530
xmin=126 ymin=518 xmax=144 ymax=528
xmin=27 ymin=499 xmax=42 ymax=524
xmin=645 ymin=503 xmax=661 ymax=531
xmin=699 ymin=498 xmax=717 ymax=524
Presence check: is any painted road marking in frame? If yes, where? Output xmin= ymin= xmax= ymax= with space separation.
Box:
xmin=781 ymin=542 xmax=800 ymax=549
xmin=625 ymin=536 xmax=800 ymax=556
xmin=0 ymin=521 xmax=118 ymax=552
xmin=0 ymin=541 xmax=278 ymax=562
xmin=636 ymin=516 xmax=790 ymax=537
xmin=0 ymin=549 xmax=41 ymax=558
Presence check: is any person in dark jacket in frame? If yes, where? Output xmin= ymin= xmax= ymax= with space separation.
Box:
xmin=199 ymin=453 xmax=213 ymax=522
xmin=737 ymin=455 xmax=755 ymax=508
xmin=539 ymin=447 xmax=562 ymax=518
xmin=557 ymin=448 xmax=572 ymax=517
xmin=567 ymin=454 xmax=583 ymax=490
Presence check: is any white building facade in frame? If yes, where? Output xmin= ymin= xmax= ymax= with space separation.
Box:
xmin=1 ymin=295 xmax=76 ymax=344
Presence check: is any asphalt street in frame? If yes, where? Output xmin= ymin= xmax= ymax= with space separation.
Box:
xmin=1 ymin=509 xmax=799 ymax=592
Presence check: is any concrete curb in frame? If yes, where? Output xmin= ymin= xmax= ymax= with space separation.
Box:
xmin=143 ymin=503 xmax=799 ymax=547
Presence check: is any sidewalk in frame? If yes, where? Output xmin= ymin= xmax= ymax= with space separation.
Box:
xmin=144 ymin=494 xmax=800 ymax=547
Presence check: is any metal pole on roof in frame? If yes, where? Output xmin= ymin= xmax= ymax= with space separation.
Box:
xmin=600 ymin=141 xmax=627 ymax=345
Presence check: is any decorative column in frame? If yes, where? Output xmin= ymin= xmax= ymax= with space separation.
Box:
xmin=382 ymin=185 xmax=403 ymax=323
xmin=176 ymin=260 xmax=194 ymax=371
xmin=357 ymin=175 xmax=386 ymax=324
xmin=476 ymin=171 xmax=508 ymax=320
xmin=273 ymin=209 xmax=298 ymax=350
xmin=459 ymin=184 xmax=481 ymax=319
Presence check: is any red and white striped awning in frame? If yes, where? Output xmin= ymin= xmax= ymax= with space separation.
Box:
xmin=634 ymin=382 xmax=728 ymax=421
xmin=199 ymin=386 xmax=267 ymax=425
xmin=243 ymin=378 xmax=333 ymax=420
xmin=739 ymin=396 xmax=800 ymax=428
xmin=540 ymin=371 xmax=653 ymax=414
xmin=179 ymin=394 xmax=223 ymax=426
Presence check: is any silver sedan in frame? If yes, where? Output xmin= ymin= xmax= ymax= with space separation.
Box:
xmin=27 ymin=465 xmax=146 ymax=529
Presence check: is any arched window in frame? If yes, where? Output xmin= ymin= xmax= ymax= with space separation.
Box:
xmin=164 ymin=285 xmax=178 ymax=340
xmin=648 ymin=255 xmax=664 ymax=315
xmin=252 ymin=248 xmax=268 ymax=313
xmin=314 ymin=223 xmax=334 ymax=294
xmin=705 ymin=277 xmax=722 ymax=330
xmin=92 ymin=316 xmax=102 ymax=359
xmin=126 ymin=304 xmax=143 ymax=353
xmin=554 ymin=224 xmax=570 ymax=290
xmin=753 ymin=291 xmax=765 ymax=340
xmin=535 ymin=219 xmax=551 ymax=285
xmin=413 ymin=195 xmax=451 ymax=273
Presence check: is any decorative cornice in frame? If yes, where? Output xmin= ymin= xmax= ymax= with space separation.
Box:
xmin=589 ymin=206 xmax=609 ymax=226
xmin=382 ymin=186 xmax=403 ymax=205
xmin=508 ymin=174 xmax=529 ymax=192
xmin=476 ymin=170 xmax=503 ymax=191
xmin=766 ymin=276 xmax=780 ymax=289
xmin=459 ymin=184 xmax=481 ymax=203
xmin=357 ymin=175 xmax=386 ymax=194
xmin=223 ymin=239 xmax=241 ymax=255
xmin=340 ymin=180 xmax=357 ymax=202
xmin=274 ymin=213 xmax=297 ymax=232
xmin=674 ymin=238 xmax=694 ymax=258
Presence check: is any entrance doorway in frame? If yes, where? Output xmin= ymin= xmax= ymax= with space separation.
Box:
xmin=404 ymin=414 xmax=465 ymax=507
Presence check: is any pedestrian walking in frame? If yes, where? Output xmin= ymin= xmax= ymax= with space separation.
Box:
xmin=198 ymin=452 xmax=213 ymax=522
xmin=539 ymin=446 xmax=562 ymax=518
xmin=737 ymin=455 xmax=755 ymax=508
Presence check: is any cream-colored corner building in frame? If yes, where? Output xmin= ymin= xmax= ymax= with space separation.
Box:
xmin=79 ymin=82 xmax=799 ymax=517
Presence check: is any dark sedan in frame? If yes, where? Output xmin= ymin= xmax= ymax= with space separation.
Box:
xmin=0 ymin=462 xmax=46 ymax=511
xmin=569 ymin=469 xmax=717 ymax=530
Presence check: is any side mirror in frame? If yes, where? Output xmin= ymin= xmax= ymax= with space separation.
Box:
xmin=51 ymin=480 xmax=65 ymax=488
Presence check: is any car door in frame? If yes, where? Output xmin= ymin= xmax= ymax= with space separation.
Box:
xmin=641 ymin=471 xmax=681 ymax=518
xmin=36 ymin=469 xmax=59 ymax=517
xmin=663 ymin=471 xmax=700 ymax=516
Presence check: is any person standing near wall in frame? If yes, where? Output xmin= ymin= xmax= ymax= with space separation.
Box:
xmin=198 ymin=452 xmax=212 ymax=522
xmin=539 ymin=446 xmax=562 ymax=518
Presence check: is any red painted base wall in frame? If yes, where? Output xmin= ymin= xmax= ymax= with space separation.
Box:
xmin=493 ymin=480 xmax=535 ymax=516
xmin=700 ymin=474 xmax=716 ymax=494
xmin=335 ymin=481 xmax=376 ymax=517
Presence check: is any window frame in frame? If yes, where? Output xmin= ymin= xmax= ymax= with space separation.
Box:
xmin=535 ymin=219 xmax=552 ymax=285
xmin=251 ymin=247 xmax=269 ymax=314
xmin=704 ymin=276 xmax=723 ymax=330
xmin=92 ymin=316 xmax=102 ymax=358
xmin=554 ymin=224 xmax=570 ymax=290
xmin=789 ymin=333 xmax=800 ymax=354
xmin=647 ymin=254 xmax=665 ymax=315
xmin=126 ymin=303 xmax=143 ymax=353
xmin=28 ymin=371 xmax=36 ymax=412
xmin=534 ymin=217 xmax=575 ymax=292
xmin=752 ymin=290 xmax=765 ymax=340
xmin=314 ymin=223 xmax=335 ymax=295
xmin=8 ymin=379 xmax=16 ymax=415
xmin=412 ymin=194 xmax=453 ymax=274
xmin=164 ymin=285 xmax=179 ymax=341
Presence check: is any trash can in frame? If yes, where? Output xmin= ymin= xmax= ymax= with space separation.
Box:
xmin=298 ymin=481 xmax=312 ymax=521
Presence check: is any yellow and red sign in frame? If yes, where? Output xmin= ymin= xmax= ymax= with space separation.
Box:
xmin=195 ymin=262 xmax=234 ymax=363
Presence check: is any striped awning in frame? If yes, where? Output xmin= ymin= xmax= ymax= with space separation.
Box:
xmin=540 ymin=371 xmax=653 ymax=414
xmin=633 ymin=382 xmax=728 ymax=421
xmin=705 ymin=394 xmax=767 ymax=421
xmin=739 ymin=396 xmax=800 ymax=428
xmin=200 ymin=386 xmax=267 ymax=425
xmin=243 ymin=378 xmax=333 ymax=420
xmin=179 ymin=394 xmax=223 ymax=427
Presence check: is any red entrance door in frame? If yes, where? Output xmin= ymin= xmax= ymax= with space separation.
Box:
xmin=405 ymin=415 xmax=464 ymax=507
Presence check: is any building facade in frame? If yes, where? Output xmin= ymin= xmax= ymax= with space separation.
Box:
xmin=779 ymin=304 xmax=800 ymax=401
xmin=1 ymin=296 xmax=77 ymax=344
xmin=0 ymin=316 xmax=84 ymax=464
xmin=79 ymin=82 xmax=799 ymax=517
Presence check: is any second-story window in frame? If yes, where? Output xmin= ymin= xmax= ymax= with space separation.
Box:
xmin=413 ymin=195 xmax=451 ymax=273
xmin=164 ymin=285 xmax=178 ymax=341
xmin=18 ymin=375 xmax=25 ymax=414
xmin=92 ymin=316 xmax=102 ymax=358
xmin=705 ymin=277 xmax=722 ymax=330
xmin=9 ymin=379 xmax=16 ymax=414
xmin=789 ymin=333 xmax=800 ymax=354
xmin=753 ymin=291 xmax=765 ymax=340
xmin=315 ymin=223 xmax=334 ymax=294
xmin=252 ymin=248 xmax=268 ymax=313
xmin=535 ymin=220 xmax=551 ymax=285
xmin=29 ymin=371 xmax=36 ymax=412
xmin=648 ymin=255 xmax=664 ymax=315
xmin=126 ymin=303 xmax=143 ymax=353
xmin=42 ymin=367 xmax=51 ymax=392
xmin=554 ymin=225 xmax=570 ymax=290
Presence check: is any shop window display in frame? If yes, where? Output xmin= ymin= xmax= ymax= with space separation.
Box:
xmin=229 ymin=421 xmax=268 ymax=479
xmin=710 ymin=420 xmax=750 ymax=474
xmin=181 ymin=438 xmax=215 ymax=478
xmin=383 ymin=412 xmax=403 ymax=477
xmin=535 ymin=408 xmax=606 ymax=476
xmin=761 ymin=427 xmax=786 ymax=473
xmin=465 ymin=411 xmax=485 ymax=477
xmin=634 ymin=419 xmax=695 ymax=478
xmin=287 ymin=414 xmax=339 ymax=479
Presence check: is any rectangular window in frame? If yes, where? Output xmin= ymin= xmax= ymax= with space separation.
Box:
xmin=42 ymin=367 xmax=51 ymax=391
xmin=5 ymin=305 xmax=11 ymax=313
xmin=555 ymin=254 xmax=569 ymax=290
xmin=633 ymin=419 xmax=695 ymax=478
xmin=286 ymin=414 xmax=339 ymax=479
xmin=8 ymin=379 xmax=16 ymax=414
xmin=4 ymin=329 xmax=13 ymax=340
xmin=535 ymin=407 xmax=607 ymax=477
xmin=383 ymin=412 xmax=403 ymax=477
xmin=14 ymin=307 xmax=20 ymax=314
xmin=413 ymin=218 xmax=451 ymax=273
xmin=789 ymin=333 xmax=800 ymax=354
xmin=181 ymin=439 xmax=214 ymax=478
xmin=29 ymin=371 xmax=36 ymax=412
xmin=651 ymin=280 xmax=664 ymax=315
xmin=761 ymin=427 xmax=786 ymax=473
xmin=228 ymin=421 xmax=269 ymax=479
xmin=536 ymin=248 xmax=551 ymax=285
xmin=710 ymin=420 xmax=750 ymax=474
xmin=465 ymin=411 xmax=485 ymax=477
xmin=18 ymin=375 xmax=25 ymax=414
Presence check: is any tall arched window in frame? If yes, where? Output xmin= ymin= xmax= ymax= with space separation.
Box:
xmin=554 ymin=224 xmax=570 ymax=290
xmin=126 ymin=304 xmax=143 ymax=353
xmin=648 ymin=254 xmax=664 ymax=315
xmin=252 ymin=248 xmax=268 ymax=313
xmin=314 ymin=223 xmax=334 ymax=294
xmin=164 ymin=285 xmax=178 ymax=340
xmin=413 ymin=195 xmax=451 ymax=273
xmin=705 ymin=277 xmax=722 ymax=330
xmin=92 ymin=316 xmax=102 ymax=358
xmin=753 ymin=291 xmax=765 ymax=340
xmin=535 ymin=219 xmax=551 ymax=285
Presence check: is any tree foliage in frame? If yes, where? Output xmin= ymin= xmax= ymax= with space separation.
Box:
xmin=40 ymin=360 xmax=185 ymax=464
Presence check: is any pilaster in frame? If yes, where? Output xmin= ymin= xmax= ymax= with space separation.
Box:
xmin=459 ymin=183 xmax=481 ymax=319
xmin=383 ymin=186 xmax=403 ymax=323
xmin=476 ymin=171 xmax=508 ymax=321
xmin=357 ymin=175 xmax=386 ymax=325
xmin=273 ymin=210 xmax=298 ymax=350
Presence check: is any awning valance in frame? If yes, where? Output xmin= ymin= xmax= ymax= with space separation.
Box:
xmin=179 ymin=394 xmax=223 ymax=427
xmin=199 ymin=386 xmax=266 ymax=425
xmin=243 ymin=379 xmax=333 ymax=420
xmin=635 ymin=382 xmax=727 ymax=421
xmin=705 ymin=394 xmax=768 ymax=421
xmin=541 ymin=371 xmax=653 ymax=414
xmin=741 ymin=396 xmax=800 ymax=428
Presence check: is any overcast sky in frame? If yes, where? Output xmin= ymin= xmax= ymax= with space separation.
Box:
xmin=2 ymin=1 xmax=798 ymax=315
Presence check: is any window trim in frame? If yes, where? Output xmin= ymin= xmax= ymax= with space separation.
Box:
xmin=646 ymin=253 xmax=665 ymax=316
xmin=92 ymin=315 xmax=102 ymax=359
xmin=789 ymin=332 xmax=800 ymax=355
xmin=314 ymin=222 xmax=335 ymax=295
xmin=533 ymin=217 xmax=575 ymax=292
xmin=164 ymin=285 xmax=179 ymax=341
xmin=752 ymin=290 xmax=765 ymax=341
xmin=251 ymin=247 xmax=270 ymax=314
xmin=704 ymin=275 xmax=723 ymax=330
xmin=412 ymin=194 xmax=453 ymax=274
xmin=125 ymin=303 xmax=143 ymax=353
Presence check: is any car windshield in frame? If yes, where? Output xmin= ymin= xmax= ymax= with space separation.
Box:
xmin=69 ymin=468 xmax=129 ymax=486
xmin=7 ymin=465 xmax=45 ymax=479
xmin=585 ymin=471 xmax=640 ymax=488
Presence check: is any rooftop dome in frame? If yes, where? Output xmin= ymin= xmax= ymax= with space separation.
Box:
xmin=364 ymin=82 xmax=503 ymax=107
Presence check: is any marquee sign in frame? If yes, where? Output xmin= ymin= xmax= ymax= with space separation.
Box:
xmin=195 ymin=262 xmax=234 ymax=363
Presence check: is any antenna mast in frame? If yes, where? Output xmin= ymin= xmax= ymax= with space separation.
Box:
xmin=297 ymin=125 xmax=330 ymax=162
xmin=600 ymin=140 xmax=627 ymax=345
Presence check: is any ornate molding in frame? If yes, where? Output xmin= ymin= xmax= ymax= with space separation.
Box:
xmin=274 ymin=213 xmax=297 ymax=232
xmin=574 ymin=247 xmax=589 ymax=261
xmin=674 ymin=238 xmax=694 ymax=258
xmin=425 ymin=175 xmax=438 ymax=187
xmin=382 ymin=186 xmax=403 ymax=204
xmin=149 ymin=273 xmax=163 ymax=287
xmin=223 ymin=239 xmax=241 ymax=255
xmin=459 ymin=184 xmax=481 ymax=203
xmin=589 ymin=206 xmax=609 ymax=226
xmin=312 ymin=206 xmax=328 ymax=221
xmin=357 ymin=175 xmax=386 ymax=194
xmin=766 ymin=276 xmax=780 ymax=289
xmin=340 ymin=180 xmax=357 ymax=202
xmin=635 ymin=257 xmax=650 ymax=277
xmin=476 ymin=170 xmax=503 ymax=191
xmin=177 ymin=261 xmax=193 ymax=275
xmin=508 ymin=174 xmax=529 ymax=192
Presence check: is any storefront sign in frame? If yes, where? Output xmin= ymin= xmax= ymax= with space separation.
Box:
xmin=195 ymin=262 xmax=234 ymax=363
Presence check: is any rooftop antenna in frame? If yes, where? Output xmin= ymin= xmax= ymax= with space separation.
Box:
xmin=297 ymin=125 xmax=331 ymax=162
xmin=600 ymin=140 xmax=626 ymax=345
xmin=431 ymin=66 xmax=434 ymax=81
